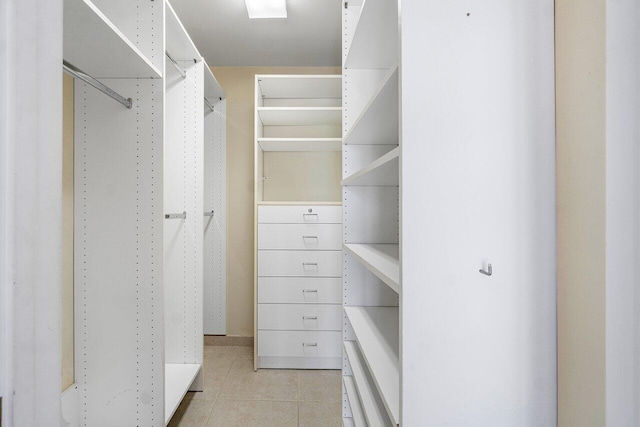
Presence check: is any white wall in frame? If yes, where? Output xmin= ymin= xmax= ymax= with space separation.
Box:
xmin=1 ymin=0 xmax=63 ymax=425
xmin=401 ymin=0 xmax=556 ymax=424
xmin=605 ymin=0 xmax=640 ymax=424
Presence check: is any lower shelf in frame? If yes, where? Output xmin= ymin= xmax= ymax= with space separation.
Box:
xmin=344 ymin=341 xmax=391 ymax=426
xmin=344 ymin=376 xmax=366 ymax=427
xmin=165 ymin=363 xmax=201 ymax=425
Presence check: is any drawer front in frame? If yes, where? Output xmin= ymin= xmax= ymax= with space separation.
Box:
xmin=258 ymin=205 xmax=342 ymax=224
xmin=258 ymin=277 xmax=342 ymax=304
xmin=258 ymin=304 xmax=342 ymax=331
xmin=258 ymin=250 xmax=342 ymax=277
xmin=258 ymin=224 xmax=342 ymax=250
xmin=258 ymin=331 xmax=342 ymax=358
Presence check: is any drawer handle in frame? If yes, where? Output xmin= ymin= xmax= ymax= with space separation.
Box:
xmin=302 ymin=343 xmax=318 ymax=347
xmin=302 ymin=236 xmax=319 ymax=240
xmin=302 ymin=262 xmax=318 ymax=267
xmin=302 ymin=316 xmax=318 ymax=320
xmin=302 ymin=289 xmax=318 ymax=293
xmin=303 ymin=213 xmax=319 ymax=219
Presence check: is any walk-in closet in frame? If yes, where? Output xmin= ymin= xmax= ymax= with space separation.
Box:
xmin=7 ymin=0 xmax=640 ymax=426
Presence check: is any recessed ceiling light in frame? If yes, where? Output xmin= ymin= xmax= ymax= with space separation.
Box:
xmin=245 ymin=0 xmax=287 ymax=19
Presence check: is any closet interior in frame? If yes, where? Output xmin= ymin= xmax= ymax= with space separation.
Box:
xmin=63 ymin=0 xmax=226 ymax=424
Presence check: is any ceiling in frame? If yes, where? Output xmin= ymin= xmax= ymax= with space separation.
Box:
xmin=168 ymin=0 xmax=342 ymax=67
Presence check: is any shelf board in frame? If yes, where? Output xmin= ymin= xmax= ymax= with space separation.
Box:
xmin=343 ymin=418 xmax=356 ymax=427
xmin=165 ymin=363 xmax=201 ymax=425
xmin=257 ymin=108 xmax=342 ymax=126
xmin=257 ymin=75 xmax=342 ymax=99
xmin=342 ymin=147 xmax=399 ymax=186
xmin=345 ymin=0 xmax=398 ymax=69
xmin=344 ymin=66 xmax=398 ymax=146
xmin=258 ymin=138 xmax=342 ymax=152
xmin=344 ymin=341 xmax=390 ymax=426
xmin=345 ymin=307 xmax=400 ymax=426
xmin=204 ymin=59 xmax=225 ymax=101
xmin=165 ymin=0 xmax=201 ymax=61
xmin=344 ymin=376 xmax=367 ymax=427
xmin=344 ymin=244 xmax=400 ymax=293
xmin=64 ymin=0 xmax=162 ymax=78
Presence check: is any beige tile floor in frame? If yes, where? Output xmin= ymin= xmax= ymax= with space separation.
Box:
xmin=168 ymin=345 xmax=342 ymax=427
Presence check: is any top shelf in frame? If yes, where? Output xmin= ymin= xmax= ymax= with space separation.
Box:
xmin=166 ymin=0 xmax=201 ymax=61
xmin=204 ymin=59 xmax=225 ymax=101
xmin=64 ymin=0 xmax=162 ymax=78
xmin=344 ymin=0 xmax=398 ymax=69
xmin=257 ymin=75 xmax=341 ymax=99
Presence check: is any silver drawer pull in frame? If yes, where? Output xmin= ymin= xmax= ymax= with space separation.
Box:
xmin=302 ymin=343 xmax=318 ymax=347
xmin=302 ymin=262 xmax=318 ymax=267
xmin=302 ymin=316 xmax=318 ymax=320
xmin=303 ymin=213 xmax=318 ymax=219
xmin=302 ymin=289 xmax=318 ymax=293
xmin=302 ymin=236 xmax=318 ymax=240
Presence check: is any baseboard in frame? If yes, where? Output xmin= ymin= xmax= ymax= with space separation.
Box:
xmin=204 ymin=335 xmax=253 ymax=347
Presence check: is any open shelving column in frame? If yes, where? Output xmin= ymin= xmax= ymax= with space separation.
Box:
xmin=163 ymin=1 xmax=206 ymax=423
xmin=67 ymin=0 xmax=165 ymax=425
xmin=203 ymin=60 xmax=227 ymax=335
xmin=341 ymin=0 xmax=400 ymax=425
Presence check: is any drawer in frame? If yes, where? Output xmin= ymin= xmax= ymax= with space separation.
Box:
xmin=258 ymin=224 xmax=342 ymax=250
xmin=258 ymin=331 xmax=342 ymax=358
xmin=258 ymin=277 xmax=342 ymax=304
xmin=258 ymin=304 xmax=342 ymax=331
xmin=258 ymin=250 xmax=342 ymax=277
xmin=258 ymin=205 xmax=342 ymax=224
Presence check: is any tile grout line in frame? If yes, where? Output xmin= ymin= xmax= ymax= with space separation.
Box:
xmin=203 ymin=352 xmax=242 ymax=426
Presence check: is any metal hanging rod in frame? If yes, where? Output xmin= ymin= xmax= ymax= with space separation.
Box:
xmin=165 ymin=211 xmax=187 ymax=219
xmin=63 ymin=60 xmax=132 ymax=109
xmin=165 ymin=51 xmax=186 ymax=79
xmin=204 ymin=210 xmax=215 ymax=217
xmin=204 ymin=98 xmax=215 ymax=113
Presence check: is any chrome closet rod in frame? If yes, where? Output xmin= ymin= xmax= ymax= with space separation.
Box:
xmin=62 ymin=60 xmax=133 ymax=109
xmin=204 ymin=98 xmax=215 ymax=112
xmin=165 ymin=51 xmax=186 ymax=79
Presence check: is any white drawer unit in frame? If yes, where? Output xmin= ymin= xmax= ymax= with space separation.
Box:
xmin=258 ymin=304 xmax=342 ymax=331
xmin=258 ymin=250 xmax=342 ymax=277
xmin=258 ymin=205 xmax=342 ymax=224
xmin=258 ymin=223 xmax=342 ymax=250
xmin=257 ymin=277 xmax=342 ymax=304
xmin=258 ymin=330 xmax=342 ymax=357
xmin=256 ymin=203 xmax=343 ymax=369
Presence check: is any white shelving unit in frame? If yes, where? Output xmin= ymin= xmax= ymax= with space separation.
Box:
xmin=341 ymin=0 xmax=400 ymax=424
xmin=66 ymin=0 xmax=226 ymax=425
xmin=254 ymin=74 xmax=343 ymax=370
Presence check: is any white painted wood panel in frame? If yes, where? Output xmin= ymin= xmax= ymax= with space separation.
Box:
xmin=258 ymin=107 xmax=342 ymax=126
xmin=258 ymin=304 xmax=342 ymax=331
xmin=257 ymin=75 xmax=342 ymax=99
xmin=257 ymin=278 xmax=342 ymax=304
xmin=258 ymin=224 xmax=342 ymax=250
xmin=258 ymin=250 xmax=342 ymax=277
xmin=164 ymin=364 xmax=201 ymax=425
xmin=258 ymin=205 xmax=342 ymax=224
xmin=344 ymin=244 xmax=399 ymax=293
xmin=258 ymin=331 xmax=342 ymax=358
xmin=343 ymin=376 xmax=366 ymax=427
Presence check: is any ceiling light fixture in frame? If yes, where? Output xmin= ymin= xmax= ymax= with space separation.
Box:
xmin=245 ymin=0 xmax=287 ymax=19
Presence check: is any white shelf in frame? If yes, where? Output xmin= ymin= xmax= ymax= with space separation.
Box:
xmin=204 ymin=59 xmax=225 ymax=101
xmin=342 ymin=147 xmax=399 ymax=186
xmin=344 ymin=67 xmax=398 ymax=146
xmin=345 ymin=0 xmax=398 ymax=69
xmin=257 ymin=75 xmax=342 ymax=99
xmin=258 ymin=138 xmax=342 ymax=152
xmin=343 ymin=418 xmax=356 ymax=427
xmin=64 ymin=0 xmax=162 ymax=78
xmin=344 ymin=341 xmax=390 ymax=426
xmin=165 ymin=0 xmax=201 ymax=61
xmin=344 ymin=376 xmax=367 ymax=427
xmin=165 ymin=363 xmax=201 ymax=425
xmin=344 ymin=244 xmax=400 ymax=293
xmin=345 ymin=307 xmax=399 ymax=426
xmin=257 ymin=108 xmax=342 ymax=126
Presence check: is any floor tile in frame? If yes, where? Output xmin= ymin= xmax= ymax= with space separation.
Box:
xmin=204 ymin=345 xmax=253 ymax=361
xmin=218 ymin=359 xmax=298 ymax=401
xmin=168 ymin=398 xmax=215 ymax=427
xmin=186 ymin=355 xmax=234 ymax=401
xmin=206 ymin=400 xmax=298 ymax=427
xmin=299 ymin=401 xmax=342 ymax=427
xmin=298 ymin=370 xmax=342 ymax=402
